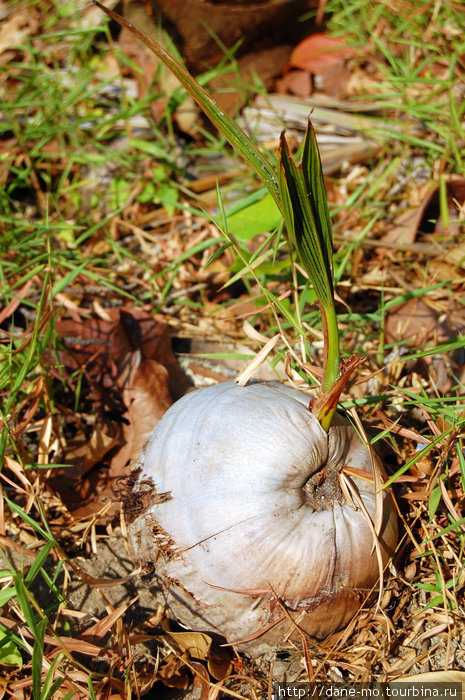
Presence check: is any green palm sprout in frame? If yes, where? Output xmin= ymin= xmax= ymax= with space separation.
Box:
xmin=94 ymin=1 xmax=363 ymax=430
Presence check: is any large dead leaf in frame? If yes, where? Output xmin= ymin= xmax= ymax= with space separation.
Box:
xmin=385 ymin=298 xmax=447 ymax=348
xmin=110 ymin=353 xmax=173 ymax=475
xmin=49 ymin=307 xmax=191 ymax=519
xmin=54 ymin=307 xmax=189 ymax=398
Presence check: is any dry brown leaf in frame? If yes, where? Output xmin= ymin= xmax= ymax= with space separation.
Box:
xmin=381 ymin=176 xmax=465 ymax=252
xmin=66 ymin=562 xmax=142 ymax=589
xmin=192 ymin=661 xmax=211 ymax=700
xmin=382 ymin=206 xmax=426 ymax=247
xmin=290 ymin=33 xmax=354 ymax=74
xmin=63 ymin=427 xmax=120 ymax=478
xmin=0 ymin=278 xmax=34 ymax=325
xmin=55 ymin=307 xmax=190 ymax=398
xmin=276 ymin=69 xmax=313 ymax=97
xmin=163 ymin=630 xmax=212 ymax=661
xmin=0 ymin=11 xmax=39 ymax=57
xmin=162 ymin=628 xmax=233 ymax=681
xmin=157 ymin=653 xmax=191 ymax=690
xmin=113 ymin=355 xmax=171 ymax=465
xmin=0 ymin=616 xmax=115 ymax=659
xmin=0 ymin=535 xmax=35 ymax=560
xmin=47 ymin=635 xmax=116 ymax=659
xmin=206 ymin=645 xmax=234 ymax=683
xmin=50 ymin=307 xmax=191 ymax=519
xmin=82 ymin=596 xmax=139 ymax=640
xmin=385 ymin=298 xmax=441 ymax=347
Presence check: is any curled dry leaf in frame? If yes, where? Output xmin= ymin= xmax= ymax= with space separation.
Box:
xmin=157 ymin=653 xmax=191 ymax=690
xmin=50 ymin=307 xmax=190 ymax=519
xmin=290 ymin=33 xmax=355 ymax=75
xmin=381 ymin=176 xmax=465 ymax=256
xmin=0 ymin=9 xmax=39 ymax=60
xmin=191 ymin=662 xmax=211 ymax=700
xmin=161 ymin=627 xmax=233 ymax=681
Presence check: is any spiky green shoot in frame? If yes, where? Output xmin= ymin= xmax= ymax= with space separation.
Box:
xmin=93 ymin=1 xmax=360 ymax=430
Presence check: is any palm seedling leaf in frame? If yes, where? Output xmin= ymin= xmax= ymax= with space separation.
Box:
xmin=94 ymin=1 xmax=360 ymax=425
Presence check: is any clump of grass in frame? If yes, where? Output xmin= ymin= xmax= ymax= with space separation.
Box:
xmin=0 ymin=3 xmax=161 ymax=694
xmin=324 ymin=0 xmax=465 ymax=218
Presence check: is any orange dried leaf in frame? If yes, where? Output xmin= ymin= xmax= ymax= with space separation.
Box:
xmin=290 ymin=33 xmax=354 ymax=74
xmin=0 ymin=278 xmax=34 ymax=325
xmin=312 ymin=354 xmax=366 ymax=428
xmin=192 ymin=661 xmax=211 ymax=700
xmin=157 ymin=653 xmax=191 ymax=690
xmin=82 ymin=596 xmax=139 ymax=639
xmin=51 ymin=307 xmax=191 ymax=518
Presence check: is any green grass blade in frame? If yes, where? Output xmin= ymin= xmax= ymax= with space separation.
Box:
xmin=32 ymin=617 xmax=47 ymax=700
xmin=87 ymin=675 xmax=98 ymax=700
xmin=13 ymin=573 xmax=39 ymax=638
xmin=425 ymin=516 xmax=465 ymax=541
xmin=25 ymin=542 xmax=55 ymax=586
xmin=403 ymin=335 xmax=465 ymax=360
xmin=0 ymin=589 xmax=16 ymax=606
xmin=40 ymin=653 xmax=65 ymax=700
xmin=383 ymin=427 xmax=455 ymax=489
xmin=458 ymin=443 xmax=465 ymax=492
xmin=4 ymin=496 xmax=56 ymax=543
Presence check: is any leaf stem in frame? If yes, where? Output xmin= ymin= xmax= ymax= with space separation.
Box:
xmin=321 ymin=302 xmax=340 ymax=392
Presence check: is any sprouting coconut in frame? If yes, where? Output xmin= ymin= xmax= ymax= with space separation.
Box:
xmin=128 ymin=380 xmax=397 ymax=656
xmin=96 ymin=1 xmax=398 ymax=656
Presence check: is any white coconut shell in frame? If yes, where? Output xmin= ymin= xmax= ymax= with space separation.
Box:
xmin=127 ymin=381 xmax=398 ymax=655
